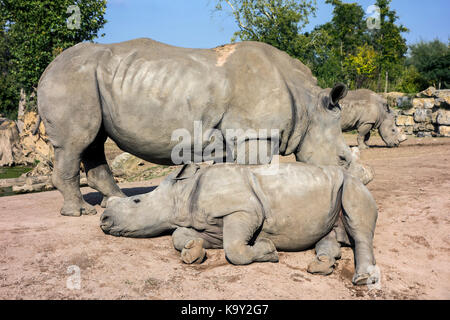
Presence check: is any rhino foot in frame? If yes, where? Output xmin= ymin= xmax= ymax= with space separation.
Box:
xmin=352 ymin=266 xmax=380 ymax=286
xmin=253 ymin=238 xmax=279 ymax=263
xmin=181 ymin=238 xmax=206 ymax=264
xmin=61 ymin=202 xmax=97 ymax=217
xmin=307 ymin=255 xmax=335 ymax=275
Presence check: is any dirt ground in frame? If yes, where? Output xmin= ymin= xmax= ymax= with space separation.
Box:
xmin=0 ymin=134 xmax=449 ymax=300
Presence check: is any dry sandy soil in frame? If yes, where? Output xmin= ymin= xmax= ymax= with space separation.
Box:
xmin=0 ymin=134 xmax=449 ymax=300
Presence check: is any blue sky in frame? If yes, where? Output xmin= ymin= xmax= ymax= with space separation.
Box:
xmin=97 ymin=0 xmax=450 ymax=48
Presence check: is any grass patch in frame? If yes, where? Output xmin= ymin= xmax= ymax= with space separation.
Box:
xmin=0 ymin=166 xmax=33 ymax=179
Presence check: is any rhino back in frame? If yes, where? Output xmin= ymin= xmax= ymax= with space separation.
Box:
xmin=340 ymin=89 xmax=383 ymax=130
xmin=94 ymin=39 xmax=319 ymax=160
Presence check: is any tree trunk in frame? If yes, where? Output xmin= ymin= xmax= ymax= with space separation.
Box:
xmin=16 ymin=88 xmax=26 ymax=133
xmin=384 ymin=71 xmax=388 ymax=93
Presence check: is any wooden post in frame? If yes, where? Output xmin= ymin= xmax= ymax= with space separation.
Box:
xmin=384 ymin=71 xmax=388 ymax=93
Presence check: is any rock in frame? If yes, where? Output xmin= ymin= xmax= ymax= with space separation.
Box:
xmin=414 ymin=108 xmax=432 ymax=123
xmin=412 ymin=98 xmax=435 ymax=109
xmin=0 ymin=119 xmax=24 ymax=166
xmin=438 ymin=125 xmax=450 ymax=137
xmin=396 ymin=115 xmax=414 ymax=126
xmin=381 ymin=92 xmax=406 ymax=108
xmin=402 ymin=126 xmax=414 ymax=135
xmin=401 ymin=108 xmax=416 ymax=116
xmin=434 ymin=96 xmax=450 ymax=109
xmin=19 ymin=111 xmax=54 ymax=175
xmin=110 ymin=152 xmax=145 ymax=177
xmin=431 ymin=110 xmax=450 ymax=125
xmin=416 ymin=86 xmax=436 ymax=98
xmin=413 ymin=123 xmax=435 ymax=132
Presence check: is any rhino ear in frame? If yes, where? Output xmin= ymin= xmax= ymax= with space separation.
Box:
xmin=172 ymin=163 xmax=200 ymax=180
xmin=330 ymin=83 xmax=348 ymax=106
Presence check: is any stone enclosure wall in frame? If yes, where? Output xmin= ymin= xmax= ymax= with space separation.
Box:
xmin=384 ymin=87 xmax=450 ymax=137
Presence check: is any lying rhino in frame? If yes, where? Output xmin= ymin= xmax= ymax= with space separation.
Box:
xmin=101 ymin=163 xmax=379 ymax=286
xmin=340 ymin=89 xmax=407 ymax=149
xmin=37 ymin=38 xmax=372 ymax=217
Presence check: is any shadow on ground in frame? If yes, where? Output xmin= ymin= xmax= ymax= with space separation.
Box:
xmin=83 ymin=186 xmax=157 ymax=206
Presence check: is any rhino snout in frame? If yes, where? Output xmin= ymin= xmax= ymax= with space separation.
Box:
xmin=100 ymin=211 xmax=114 ymax=232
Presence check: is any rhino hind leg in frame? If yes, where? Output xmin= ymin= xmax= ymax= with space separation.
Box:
xmin=357 ymin=123 xmax=373 ymax=150
xmin=341 ymin=176 xmax=379 ymax=285
xmin=223 ymin=211 xmax=278 ymax=265
xmin=81 ymin=128 xmax=126 ymax=208
xmin=52 ymin=147 xmax=97 ymax=216
xmin=307 ymin=229 xmax=342 ymax=276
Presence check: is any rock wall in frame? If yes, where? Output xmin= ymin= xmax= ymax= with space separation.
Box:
xmin=383 ymin=87 xmax=450 ymax=137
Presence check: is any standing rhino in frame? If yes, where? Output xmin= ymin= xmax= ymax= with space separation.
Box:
xmin=37 ymin=38 xmax=371 ymax=217
xmin=100 ymin=163 xmax=379 ymax=286
xmin=340 ymin=89 xmax=407 ymax=149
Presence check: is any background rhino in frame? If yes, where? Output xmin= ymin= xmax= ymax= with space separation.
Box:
xmin=37 ymin=38 xmax=371 ymax=216
xmin=101 ymin=163 xmax=379 ymax=286
xmin=339 ymin=89 xmax=407 ymax=149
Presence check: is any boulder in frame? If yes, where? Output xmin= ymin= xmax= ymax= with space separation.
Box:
xmin=414 ymin=108 xmax=432 ymax=123
xmin=416 ymin=86 xmax=436 ymax=98
xmin=110 ymin=152 xmax=145 ymax=177
xmin=402 ymin=126 xmax=414 ymax=135
xmin=396 ymin=115 xmax=414 ymax=126
xmin=413 ymin=123 xmax=435 ymax=132
xmin=0 ymin=119 xmax=25 ymax=166
xmin=19 ymin=111 xmax=54 ymax=175
xmin=401 ymin=107 xmax=416 ymax=116
xmin=438 ymin=125 xmax=450 ymax=137
xmin=412 ymin=98 xmax=435 ymax=109
xmin=432 ymin=110 xmax=450 ymax=125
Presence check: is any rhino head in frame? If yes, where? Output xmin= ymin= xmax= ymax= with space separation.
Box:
xmin=378 ymin=105 xmax=407 ymax=147
xmin=296 ymin=83 xmax=373 ymax=184
xmin=100 ymin=164 xmax=199 ymax=237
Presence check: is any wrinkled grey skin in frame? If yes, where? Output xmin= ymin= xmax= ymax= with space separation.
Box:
xmin=37 ymin=38 xmax=371 ymax=217
xmin=101 ymin=163 xmax=379 ymax=286
xmin=339 ymin=89 xmax=407 ymax=149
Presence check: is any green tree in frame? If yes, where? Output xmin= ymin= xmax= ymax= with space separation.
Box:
xmin=370 ymin=0 xmax=408 ymax=91
xmin=0 ymin=17 xmax=19 ymax=118
xmin=0 ymin=0 xmax=107 ymax=118
xmin=214 ymin=0 xmax=317 ymax=59
xmin=308 ymin=0 xmax=370 ymax=89
xmin=407 ymin=39 xmax=450 ymax=89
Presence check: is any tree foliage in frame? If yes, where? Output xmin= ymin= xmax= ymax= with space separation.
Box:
xmin=214 ymin=0 xmax=316 ymax=58
xmin=407 ymin=39 xmax=450 ymax=89
xmin=215 ymin=0 xmax=414 ymax=92
xmin=0 ymin=0 xmax=107 ymax=118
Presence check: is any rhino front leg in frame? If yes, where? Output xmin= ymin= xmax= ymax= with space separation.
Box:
xmin=342 ymin=176 xmax=379 ymax=285
xmin=357 ymin=123 xmax=373 ymax=150
xmin=223 ymin=211 xmax=278 ymax=265
xmin=307 ymin=229 xmax=342 ymax=276
xmin=82 ymin=130 xmax=126 ymax=208
xmin=172 ymin=227 xmax=217 ymax=264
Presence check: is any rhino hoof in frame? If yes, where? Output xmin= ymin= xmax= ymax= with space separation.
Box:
xmin=61 ymin=202 xmax=97 ymax=217
xmin=181 ymin=239 xmax=206 ymax=264
xmin=307 ymin=255 xmax=335 ymax=275
xmin=352 ymin=272 xmax=379 ymax=286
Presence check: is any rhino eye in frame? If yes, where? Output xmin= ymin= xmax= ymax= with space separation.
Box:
xmin=133 ymin=198 xmax=141 ymax=204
